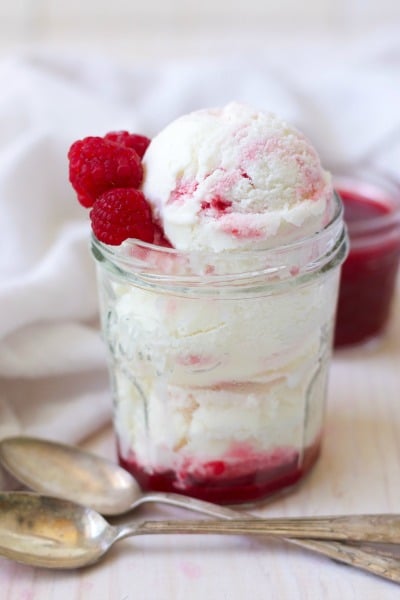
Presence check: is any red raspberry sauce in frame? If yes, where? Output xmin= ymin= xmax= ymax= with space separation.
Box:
xmin=118 ymin=442 xmax=320 ymax=505
xmin=334 ymin=187 xmax=400 ymax=347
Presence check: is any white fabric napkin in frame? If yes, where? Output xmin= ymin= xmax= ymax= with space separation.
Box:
xmin=1 ymin=32 xmax=400 ymax=487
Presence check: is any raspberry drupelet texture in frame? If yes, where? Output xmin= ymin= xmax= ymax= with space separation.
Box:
xmin=90 ymin=188 xmax=156 ymax=245
xmin=104 ymin=131 xmax=151 ymax=159
xmin=68 ymin=136 xmax=143 ymax=208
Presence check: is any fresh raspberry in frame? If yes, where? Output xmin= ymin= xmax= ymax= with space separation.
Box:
xmin=76 ymin=192 xmax=94 ymax=209
xmin=68 ymin=137 xmax=143 ymax=207
xmin=90 ymin=188 xmax=156 ymax=245
xmin=104 ymin=131 xmax=151 ymax=159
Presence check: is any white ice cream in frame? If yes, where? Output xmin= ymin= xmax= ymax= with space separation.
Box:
xmin=142 ymin=102 xmax=333 ymax=251
xmin=103 ymin=265 xmax=339 ymax=479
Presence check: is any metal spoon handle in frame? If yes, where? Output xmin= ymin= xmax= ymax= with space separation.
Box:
xmin=139 ymin=493 xmax=400 ymax=581
xmin=112 ymin=515 xmax=400 ymax=583
xmin=141 ymin=492 xmax=255 ymax=519
xmin=287 ymin=538 xmax=400 ymax=582
xmin=121 ymin=515 xmax=400 ymax=543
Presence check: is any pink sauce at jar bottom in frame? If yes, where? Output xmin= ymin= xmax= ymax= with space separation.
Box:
xmin=118 ymin=441 xmax=320 ymax=505
xmin=334 ymin=187 xmax=400 ymax=348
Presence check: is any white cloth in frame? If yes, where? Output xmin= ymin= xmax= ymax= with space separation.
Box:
xmin=1 ymin=32 xmax=400 ymax=487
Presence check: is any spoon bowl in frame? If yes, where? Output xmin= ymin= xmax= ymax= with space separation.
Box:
xmin=0 ymin=492 xmax=113 ymax=569
xmin=0 ymin=437 xmax=137 ymax=515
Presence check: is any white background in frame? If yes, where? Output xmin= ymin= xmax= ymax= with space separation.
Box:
xmin=1 ymin=0 xmax=400 ymax=62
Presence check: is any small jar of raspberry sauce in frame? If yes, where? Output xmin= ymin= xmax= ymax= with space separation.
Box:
xmin=334 ymin=171 xmax=400 ymax=348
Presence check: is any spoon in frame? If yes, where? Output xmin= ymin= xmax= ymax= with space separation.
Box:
xmin=0 ymin=436 xmax=232 ymax=517
xmin=2 ymin=491 xmax=400 ymax=579
xmin=1 ymin=437 xmax=399 ymax=581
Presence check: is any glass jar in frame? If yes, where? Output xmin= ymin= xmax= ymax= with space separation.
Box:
xmin=92 ymin=193 xmax=347 ymax=505
xmin=334 ymin=171 xmax=400 ymax=348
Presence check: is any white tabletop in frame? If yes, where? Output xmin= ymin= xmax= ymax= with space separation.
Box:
xmin=1 ymin=288 xmax=400 ymax=599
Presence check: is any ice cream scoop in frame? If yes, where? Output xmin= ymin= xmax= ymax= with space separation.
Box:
xmin=142 ymin=102 xmax=333 ymax=251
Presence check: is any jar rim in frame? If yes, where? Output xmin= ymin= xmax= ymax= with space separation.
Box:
xmin=92 ymin=192 xmax=347 ymax=287
xmin=334 ymin=172 xmax=400 ymax=237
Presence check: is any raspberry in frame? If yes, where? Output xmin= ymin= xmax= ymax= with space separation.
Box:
xmin=77 ymin=192 xmax=94 ymax=209
xmin=104 ymin=131 xmax=151 ymax=159
xmin=68 ymin=137 xmax=143 ymax=207
xmin=90 ymin=188 xmax=156 ymax=245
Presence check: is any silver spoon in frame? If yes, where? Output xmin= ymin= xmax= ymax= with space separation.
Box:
xmin=0 ymin=437 xmax=399 ymax=581
xmin=1 ymin=491 xmax=400 ymax=579
xmin=0 ymin=435 xmax=257 ymax=517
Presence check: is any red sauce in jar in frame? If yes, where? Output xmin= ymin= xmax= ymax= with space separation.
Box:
xmin=334 ymin=184 xmax=400 ymax=347
xmin=118 ymin=441 xmax=320 ymax=505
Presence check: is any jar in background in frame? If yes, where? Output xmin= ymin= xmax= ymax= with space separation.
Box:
xmin=92 ymin=193 xmax=347 ymax=505
xmin=334 ymin=172 xmax=400 ymax=348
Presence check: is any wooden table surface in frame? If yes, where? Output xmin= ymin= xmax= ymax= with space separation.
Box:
xmin=1 ymin=287 xmax=400 ymax=600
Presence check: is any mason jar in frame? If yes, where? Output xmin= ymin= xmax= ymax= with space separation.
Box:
xmin=334 ymin=171 xmax=400 ymax=348
xmin=92 ymin=192 xmax=348 ymax=505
